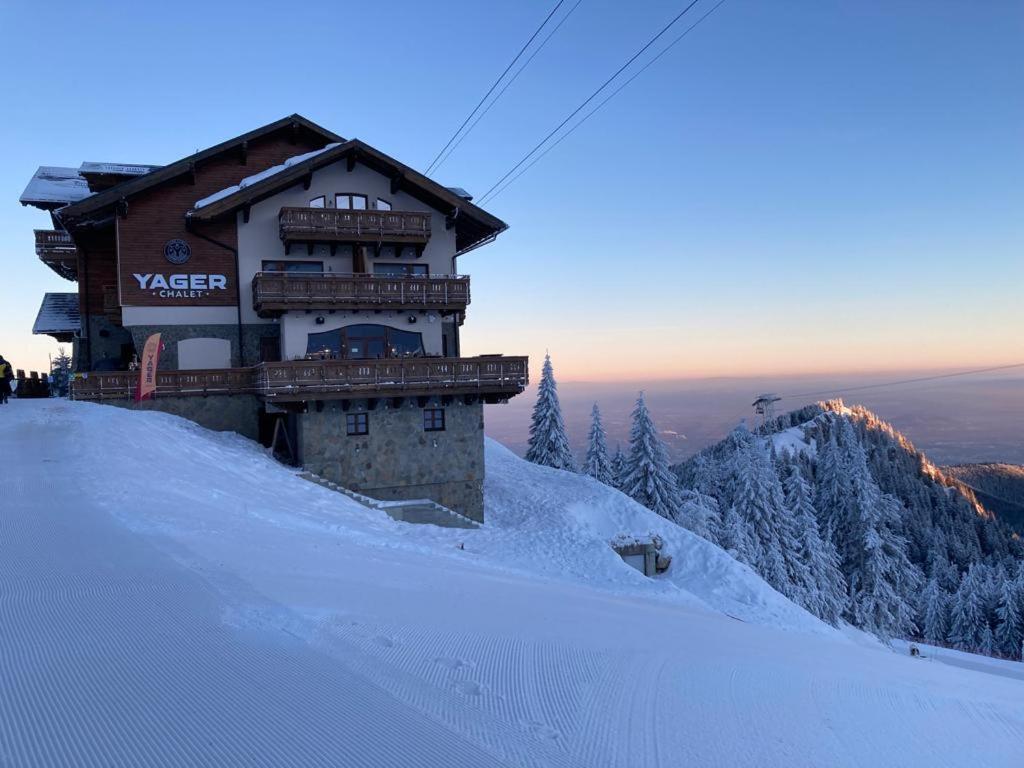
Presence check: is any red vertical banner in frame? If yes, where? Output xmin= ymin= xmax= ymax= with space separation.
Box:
xmin=136 ymin=333 xmax=163 ymax=402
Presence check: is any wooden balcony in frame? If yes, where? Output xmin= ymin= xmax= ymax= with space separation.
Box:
xmin=251 ymin=272 xmax=470 ymax=316
xmin=71 ymin=368 xmax=259 ymax=401
xmin=279 ymin=207 xmax=431 ymax=254
xmin=254 ymin=356 xmax=528 ymax=403
xmin=71 ymin=356 xmax=528 ymax=404
xmin=35 ymin=229 xmax=78 ymax=281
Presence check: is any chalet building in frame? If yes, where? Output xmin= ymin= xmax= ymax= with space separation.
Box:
xmin=21 ymin=115 xmax=528 ymax=521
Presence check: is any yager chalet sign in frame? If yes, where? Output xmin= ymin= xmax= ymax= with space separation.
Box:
xmin=117 ymin=227 xmax=235 ymax=307
xmin=132 ymin=272 xmax=229 ymax=299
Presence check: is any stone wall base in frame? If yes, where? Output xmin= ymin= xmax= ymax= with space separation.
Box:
xmin=298 ymin=398 xmax=485 ymax=522
xmin=104 ymin=394 xmax=262 ymax=441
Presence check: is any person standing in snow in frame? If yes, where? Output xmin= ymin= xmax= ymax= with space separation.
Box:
xmin=0 ymin=355 xmax=13 ymax=404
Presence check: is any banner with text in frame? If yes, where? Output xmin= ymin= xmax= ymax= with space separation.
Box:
xmin=136 ymin=333 xmax=163 ymax=402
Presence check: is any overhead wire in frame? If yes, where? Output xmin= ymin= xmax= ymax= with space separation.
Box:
xmin=476 ymin=0 xmax=708 ymax=206
xmin=424 ymin=0 xmax=567 ymax=176
xmin=482 ymin=0 xmax=727 ymax=204
xmin=431 ymin=0 xmax=585 ymax=174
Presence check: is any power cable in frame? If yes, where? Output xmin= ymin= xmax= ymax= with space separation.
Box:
xmin=424 ymin=0 xmax=567 ymax=175
xmin=483 ymin=0 xmax=727 ymax=203
xmin=777 ymin=362 xmax=1024 ymax=401
xmin=431 ymin=0 xmax=585 ymax=174
xmin=477 ymin=0 xmax=706 ymax=205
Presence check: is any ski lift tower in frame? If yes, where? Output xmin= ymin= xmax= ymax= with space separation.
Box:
xmin=752 ymin=394 xmax=782 ymax=430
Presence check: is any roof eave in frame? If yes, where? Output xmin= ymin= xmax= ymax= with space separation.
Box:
xmin=57 ymin=114 xmax=343 ymax=229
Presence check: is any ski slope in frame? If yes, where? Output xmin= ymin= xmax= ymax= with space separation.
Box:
xmin=1 ymin=400 xmax=1021 ymax=767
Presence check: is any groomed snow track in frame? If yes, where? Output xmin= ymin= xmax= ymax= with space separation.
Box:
xmin=2 ymin=401 xmax=1023 ymax=767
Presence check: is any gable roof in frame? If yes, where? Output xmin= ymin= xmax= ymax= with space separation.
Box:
xmin=33 ymin=292 xmax=80 ymax=340
xmin=20 ymin=166 xmax=92 ymax=208
xmin=56 ymin=114 xmax=343 ymax=228
xmin=187 ymin=139 xmax=508 ymax=254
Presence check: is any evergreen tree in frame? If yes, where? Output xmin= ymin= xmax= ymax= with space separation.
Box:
xmin=839 ymin=433 xmax=921 ymax=639
xmin=582 ymin=403 xmax=613 ymax=485
xmin=677 ymin=489 xmax=721 ymax=545
xmin=919 ymin=576 xmax=949 ymax=644
xmin=610 ymin=445 xmax=627 ymax=491
xmin=525 ymin=354 xmax=576 ymax=471
xmin=725 ymin=428 xmax=800 ymax=599
xmin=783 ymin=463 xmax=848 ymax=624
xmin=948 ymin=568 xmax=985 ymax=651
xmin=49 ymin=346 xmax=72 ymax=397
xmin=620 ymin=393 xmax=679 ymax=519
xmin=995 ymin=575 xmax=1024 ymax=659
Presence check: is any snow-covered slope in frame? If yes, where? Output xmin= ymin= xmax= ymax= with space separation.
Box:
xmin=2 ymin=400 xmax=1022 ymax=767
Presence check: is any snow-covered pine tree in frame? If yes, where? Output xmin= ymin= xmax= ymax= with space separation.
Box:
xmin=677 ymin=488 xmax=721 ymax=545
xmin=948 ymin=567 xmax=985 ymax=651
xmin=582 ymin=403 xmax=613 ymax=485
xmin=838 ymin=430 xmax=921 ymax=640
xmin=995 ymin=574 xmax=1024 ymax=659
xmin=783 ymin=462 xmax=848 ymax=625
xmin=814 ymin=429 xmax=849 ymax=542
xmin=919 ymin=576 xmax=950 ymax=645
xmin=610 ymin=445 xmax=626 ymax=491
xmin=620 ymin=393 xmax=679 ymax=520
xmin=525 ymin=354 xmax=577 ymax=472
xmin=725 ymin=427 xmax=800 ymax=599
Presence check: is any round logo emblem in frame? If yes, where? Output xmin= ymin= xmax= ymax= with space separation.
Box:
xmin=163 ymin=238 xmax=192 ymax=265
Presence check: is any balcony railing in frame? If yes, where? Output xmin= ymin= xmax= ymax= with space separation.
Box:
xmin=251 ymin=272 xmax=470 ymax=315
xmin=279 ymin=207 xmax=432 ymax=250
xmin=71 ymin=368 xmax=259 ymax=401
xmin=254 ymin=356 xmax=528 ymax=402
xmin=71 ymin=356 xmax=528 ymax=403
xmin=34 ymin=229 xmax=78 ymax=281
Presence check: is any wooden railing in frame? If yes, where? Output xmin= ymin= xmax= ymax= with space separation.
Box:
xmin=71 ymin=368 xmax=259 ymax=401
xmin=279 ymin=207 xmax=432 ymax=246
xmin=34 ymin=229 xmax=78 ymax=280
xmin=252 ymin=272 xmax=470 ymax=315
xmin=71 ymin=356 xmax=528 ymax=402
xmin=254 ymin=356 xmax=528 ymax=401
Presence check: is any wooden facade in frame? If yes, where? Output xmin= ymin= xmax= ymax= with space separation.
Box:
xmin=251 ymin=272 xmax=470 ymax=315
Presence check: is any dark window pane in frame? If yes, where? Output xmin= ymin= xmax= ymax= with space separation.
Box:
xmin=262 ymin=260 xmax=323 ymax=273
xmin=423 ymin=408 xmax=445 ymax=431
xmin=346 ymin=412 xmax=368 ymax=436
xmin=373 ymin=263 xmax=428 ymax=277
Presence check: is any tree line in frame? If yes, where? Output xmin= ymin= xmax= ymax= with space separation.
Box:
xmin=525 ymin=355 xmax=1024 ymax=658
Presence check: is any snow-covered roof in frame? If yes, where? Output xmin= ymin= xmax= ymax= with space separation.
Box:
xmin=194 ymin=143 xmax=342 ymax=209
xmin=32 ymin=292 xmax=80 ymax=337
xmin=79 ymin=161 xmax=161 ymax=177
xmin=445 ymin=186 xmax=473 ymax=201
xmin=20 ymin=166 xmax=92 ymax=206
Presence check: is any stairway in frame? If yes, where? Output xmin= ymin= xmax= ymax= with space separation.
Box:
xmin=298 ymin=472 xmax=480 ymax=529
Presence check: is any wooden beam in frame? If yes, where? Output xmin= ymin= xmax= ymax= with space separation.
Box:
xmin=346 ymin=154 xmax=357 ymax=172
xmin=302 ymin=172 xmax=313 ymax=191
xmin=340 ymin=399 xmax=351 ymax=412
xmin=239 ymin=140 xmax=248 ymax=165
xmin=391 ymin=397 xmax=404 ymax=409
xmin=242 ymin=205 xmax=251 ymax=224
xmin=366 ymin=398 xmax=379 ymax=411
xmin=390 ymin=175 xmax=402 ymax=195
xmin=116 ymin=199 xmax=128 ymax=219
xmin=306 ymin=241 xmax=314 ymax=256
xmin=417 ymin=395 xmax=430 ymax=408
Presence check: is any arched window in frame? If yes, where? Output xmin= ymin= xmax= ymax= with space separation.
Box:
xmin=305 ymin=324 xmax=425 ymax=360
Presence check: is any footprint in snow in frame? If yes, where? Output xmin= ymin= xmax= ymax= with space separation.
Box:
xmin=433 ymin=656 xmax=472 ymax=671
xmin=453 ymin=680 xmax=484 ymax=696
xmin=523 ymin=721 xmax=560 ymax=740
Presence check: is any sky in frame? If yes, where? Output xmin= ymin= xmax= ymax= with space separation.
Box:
xmin=1 ymin=0 xmax=1021 ymax=384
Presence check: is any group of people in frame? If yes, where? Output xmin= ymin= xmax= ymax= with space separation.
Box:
xmin=0 ymin=354 xmax=14 ymax=404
